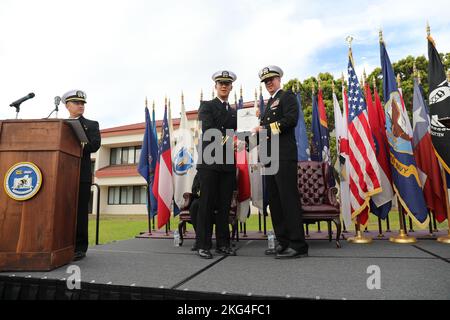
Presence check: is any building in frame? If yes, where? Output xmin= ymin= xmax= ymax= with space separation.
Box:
xmin=91 ymin=100 xmax=256 ymax=215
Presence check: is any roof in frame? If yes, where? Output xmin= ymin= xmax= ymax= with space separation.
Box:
xmin=95 ymin=164 xmax=140 ymax=178
xmin=100 ymin=100 xmax=262 ymax=137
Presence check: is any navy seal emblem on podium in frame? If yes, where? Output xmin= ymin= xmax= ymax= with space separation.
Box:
xmin=4 ymin=162 xmax=43 ymax=201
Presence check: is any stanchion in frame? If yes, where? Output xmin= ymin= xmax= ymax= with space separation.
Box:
xmin=437 ymin=168 xmax=450 ymax=244
xmin=408 ymin=217 xmax=414 ymax=233
xmin=377 ymin=217 xmax=384 ymax=238
xmin=389 ymin=204 xmax=416 ymax=244
xmin=258 ymin=210 xmax=262 ymax=233
xmin=348 ymin=222 xmax=372 ymax=244
xmin=386 ymin=215 xmax=391 ymax=232
xmin=428 ymin=211 xmax=434 ymax=237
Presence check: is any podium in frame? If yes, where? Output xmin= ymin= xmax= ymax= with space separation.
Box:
xmin=0 ymin=119 xmax=83 ymax=271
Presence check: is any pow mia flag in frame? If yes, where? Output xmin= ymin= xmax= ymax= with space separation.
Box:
xmin=428 ymin=34 xmax=450 ymax=173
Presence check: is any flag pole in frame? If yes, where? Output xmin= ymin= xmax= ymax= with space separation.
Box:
xmin=437 ymin=155 xmax=450 ymax=244
xmin=341 ymin=73 xmax=349 ymax=234
xmin=143 ymin=97 xmax=153 ymax=235
xmin=345 ymin=34 xmax=372 ymax=244
xmin=389 ymin=200 xmax=417 ymax=243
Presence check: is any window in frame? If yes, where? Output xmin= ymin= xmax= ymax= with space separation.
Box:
xmin=110 ymin=146 xmax=142 ymax=165
xmin=135 ymin=147 xmax=141 ymax=163
xmin=122 ymin=148 xmax=129 ymax=164
xmin=108 ymin=186 xmax=147 ymax=205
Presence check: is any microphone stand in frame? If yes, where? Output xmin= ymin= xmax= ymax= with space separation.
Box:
xmin=46 ymin=100 xmax=60 ymax=119
xmin=10 ymin=104 xmax=20 ymax=119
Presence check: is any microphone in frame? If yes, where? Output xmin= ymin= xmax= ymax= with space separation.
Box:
xmin=54 ymin=96 xmax=61 ymax=108
xmin=10 ymin=93 xmax=35 ymax=107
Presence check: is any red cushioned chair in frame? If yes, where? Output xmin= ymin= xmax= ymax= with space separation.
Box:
xmin=297 ymin=161 xmax=342 ymax=248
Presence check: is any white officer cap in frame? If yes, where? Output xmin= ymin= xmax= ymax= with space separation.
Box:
xmin=259 ymin=65 xmax=284 ymax=82
xmin=61 ymin=90 xmax=87 ymax=104
xmin=212 ymin=70 xmax=237 ymax=83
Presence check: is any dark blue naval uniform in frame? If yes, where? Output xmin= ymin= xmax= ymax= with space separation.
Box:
xmin=260 ymin=89 xmax=308 ymax=253
xmin=196 ymin=98 xmax=237 ymax=250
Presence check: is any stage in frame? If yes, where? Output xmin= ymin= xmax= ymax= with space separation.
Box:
xmin=1 ymin=236 xmax=449 ymax=300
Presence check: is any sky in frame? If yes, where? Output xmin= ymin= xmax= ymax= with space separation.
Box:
xmin=0 ymin=0 xmax=449 ymax=129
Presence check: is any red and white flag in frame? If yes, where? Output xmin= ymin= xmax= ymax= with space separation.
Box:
xmin=347 ymin=52 xmax=382 ymax=227
xmin=153 ymin=106 xmax=174 ymax=229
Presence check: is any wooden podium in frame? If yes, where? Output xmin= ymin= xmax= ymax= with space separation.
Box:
xmin=0 ymin=119 xmax=83 ymax=271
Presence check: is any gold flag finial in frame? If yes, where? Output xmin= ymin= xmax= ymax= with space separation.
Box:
xmin=240 ymin=85 xmax=243 ymax=98
xmin=145 ymin=96 xmax=148 ymax=108
xmin=212 ymin=87 xmax=215 ymax=99
xmin=311 ymin=81 xmax=315 ymax=96
xmin=200 ymin=89 xmax=203 ymax=101
xmin=254 ymin=88 xmax=257 ymax=101
xmin=259 ymin=84 xmax=263 ymax=96
xmin=181 ymin=91 xmax=185 ymax=107
xmin=345 ymin=35 xmax=354 ymax=48
xmin=427 ymin=21 xmax=431 ymax=37
xmin=363 ymin=69 xmax=367 ymax=82
xmin=317 ymin=77 xmax=321 ymax=90
xmin=379 ymin=29 xmax=384 ymax=43
xmin=332 ymin=81 xmax=335 ymax=93
xmin=234 ymin=92 xmax=237 ymax=106
xmin=372 ymin=76 xmax=377 ymax=91
xmin=396 ymin=74 xmax=401 ymax=88
xmin=296 ymin=82 xmax=300 ymax=93
xmin=341 ymin=72 xmax=345 ymax=83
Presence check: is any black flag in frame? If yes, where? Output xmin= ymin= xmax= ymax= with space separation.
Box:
xmin=427 ymin=35 xmax=450 ymax=174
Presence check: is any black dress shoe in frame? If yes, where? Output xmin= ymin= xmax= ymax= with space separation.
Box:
xmin=73 ymin=251 xmax=86 ymax=261
xmin=265 ymin=244 xmax=287 ymax=255
xmin=198 ymin=249 xmax=213 ymax=259
xmin=215 ymin=247 xmax=236 ymax=256
xmin=275 ymin=248 xmax=308 ymax=259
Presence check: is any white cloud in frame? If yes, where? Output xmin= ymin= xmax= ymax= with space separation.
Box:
xmin=0 ymin=0 xmax=448 ymax=128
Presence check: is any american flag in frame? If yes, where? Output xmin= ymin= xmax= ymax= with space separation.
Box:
xmin=152 ymin=106 xmax=174 ymax=229
xmin=347 ymin=53 xmax=382 ymax=224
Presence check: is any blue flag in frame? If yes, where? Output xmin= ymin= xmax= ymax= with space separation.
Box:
xmin=137 ymin=107 xmax=159 ymax=218
xmin=310 ymin=94 xmax=322 ymax=161
xmin=380 ymin=41 xmax=429 ymax=226
xmin=295 ymin=92 xmax=309 ymax=161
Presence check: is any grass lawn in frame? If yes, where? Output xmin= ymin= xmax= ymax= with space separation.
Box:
xmin=88 ymin=212 xmax=448 ymax=246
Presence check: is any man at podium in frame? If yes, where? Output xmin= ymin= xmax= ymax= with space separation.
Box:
xmin=62 ymin=90 xmax=101 ymax=261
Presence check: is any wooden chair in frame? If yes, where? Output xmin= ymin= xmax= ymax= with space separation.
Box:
xmin=297 ymin=161 xmax=342 ymax=248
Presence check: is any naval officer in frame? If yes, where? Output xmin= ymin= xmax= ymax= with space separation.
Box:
xmin=253 ymin=66 xmax=308 ymax=259
xmin=63 ymin=90 xmax=101 ymax=261
xmin=196 ymin=71 xmax=237 ymax=259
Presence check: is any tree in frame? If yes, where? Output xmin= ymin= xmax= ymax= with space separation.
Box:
xmin=283 ymin=52 xmax=449 ymax=167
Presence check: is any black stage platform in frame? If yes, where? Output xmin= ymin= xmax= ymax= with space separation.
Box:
xmin=1 ymin=237 xmax=449 ymax=300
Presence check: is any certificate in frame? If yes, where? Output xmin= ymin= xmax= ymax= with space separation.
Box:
xmin=237 ymin=108 xmax=259 ymax=133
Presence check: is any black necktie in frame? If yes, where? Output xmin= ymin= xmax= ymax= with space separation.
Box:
xmin=222 ymin=101 xmax=228 ymax=111
xmin=268 ymin=97 xmax=274 ymax=106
